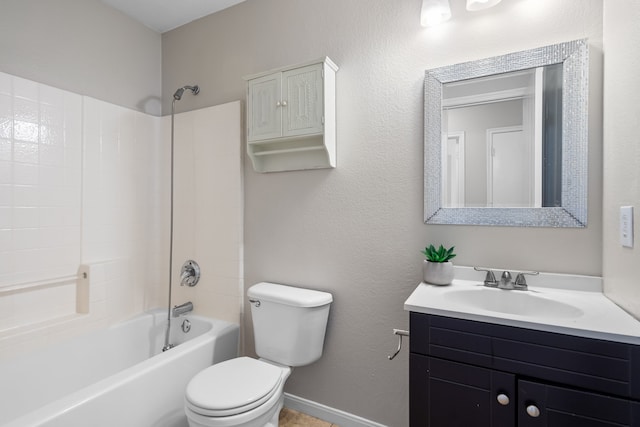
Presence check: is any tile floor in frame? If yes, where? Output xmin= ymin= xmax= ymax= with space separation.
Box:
xmin=279 ymin=408 xmax=339 ymax=427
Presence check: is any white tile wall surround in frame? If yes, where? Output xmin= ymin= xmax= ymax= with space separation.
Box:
xmin=0 ymin=72 xmax=82 ymax=288
xmin=0 ymin=73 xmax=165 ymax=349
xmin=168 ymin=101 xmax=244 ymax=325
xmin=0 ymin=72 xmax=243 ymax=360
xmin=0 ymin=262 xmax=116 ymax=362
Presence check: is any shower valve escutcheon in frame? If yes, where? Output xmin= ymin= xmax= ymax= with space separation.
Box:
xmin=180 ymin=260 xmax=200 ymax=287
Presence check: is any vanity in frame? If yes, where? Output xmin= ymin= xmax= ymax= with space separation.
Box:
xmin=412 ymin=36 xmax=631 ymax=425
xmin=405 ymin=268 xmax=640 ymax=426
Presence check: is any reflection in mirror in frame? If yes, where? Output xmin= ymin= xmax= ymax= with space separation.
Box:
xmin=442 ymin=64 xmax=563 ymax=208
xmin=424 ymin=39 xmax=588 ymax=227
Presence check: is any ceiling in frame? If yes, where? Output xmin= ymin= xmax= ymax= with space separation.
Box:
xmin=99 ymin=0 xmax=247 ymax=33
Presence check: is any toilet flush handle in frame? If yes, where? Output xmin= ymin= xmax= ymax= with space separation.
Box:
xmin=249 ymin=299 xmax=261 ymax=307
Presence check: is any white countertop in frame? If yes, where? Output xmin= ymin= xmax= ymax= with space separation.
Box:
xmin=404 ymin=267 xmax=640 ymax=345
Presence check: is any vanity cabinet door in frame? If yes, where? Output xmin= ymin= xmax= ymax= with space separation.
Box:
xmin=410 ymin=354 xmax=515 ymax=426
xmin=518 ymin=380 xmax=640 ymax=427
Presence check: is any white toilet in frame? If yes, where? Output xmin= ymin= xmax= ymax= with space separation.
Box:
xmin=184 ymin=282 xmax=333 ymax=427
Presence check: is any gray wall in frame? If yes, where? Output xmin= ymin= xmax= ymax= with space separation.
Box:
xmin=162 ymin=0 xmax=603 ymax=425
xmin=0 ymin=0 xmax=162 ymax=115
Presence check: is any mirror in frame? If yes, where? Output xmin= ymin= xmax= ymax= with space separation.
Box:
xmin=424 ymin=39 xmax=588 ymax=227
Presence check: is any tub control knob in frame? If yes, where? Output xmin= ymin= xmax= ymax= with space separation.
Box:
xmin=496 ymin=394 xmax=510 ymax=406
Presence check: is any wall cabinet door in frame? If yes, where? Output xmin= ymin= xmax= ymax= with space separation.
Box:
xmin=282 ymin=64 xmax=324 ymax=138
xmin=247 ymin=64 xmax=323 ymax=142
xmin=411 ymin=354 xmax=515 ymax=427
xmin=247 ymin=73 xmax=282 ymax=141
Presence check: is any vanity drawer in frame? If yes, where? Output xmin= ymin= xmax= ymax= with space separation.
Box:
xmin=410 ymin=312 xmax=640 ymax=400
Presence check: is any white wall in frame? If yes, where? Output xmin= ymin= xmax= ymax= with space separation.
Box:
xmin=162 ymin=0 xmax=603 ymax=425
xmin=0 ymin=0 xmax=161 ymax=115
xmin=602 ymin=0 xmax=640 ymax=317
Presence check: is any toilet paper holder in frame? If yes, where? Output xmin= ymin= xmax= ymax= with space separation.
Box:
xmin=388 ymin=329 xmax=409 ymax=360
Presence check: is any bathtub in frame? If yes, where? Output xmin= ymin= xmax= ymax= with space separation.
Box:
xmin=0 ymin=309 xmax=239 ymax=427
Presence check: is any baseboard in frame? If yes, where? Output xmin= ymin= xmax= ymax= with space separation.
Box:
xmin=283 ymin=393 xmax=388 ymax=427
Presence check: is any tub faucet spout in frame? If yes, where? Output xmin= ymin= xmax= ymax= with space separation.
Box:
xmin=172 ymin=301 xmax=193 ymax=317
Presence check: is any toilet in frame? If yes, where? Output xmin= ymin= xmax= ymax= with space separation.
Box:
xmin=184 ymin=282 xmax=333 ymax=427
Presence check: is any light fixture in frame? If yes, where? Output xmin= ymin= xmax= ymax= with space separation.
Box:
xmin=421 ymin=0 xmax=451 ymax=27
xmin=466 ymin=0 xmax=502 ymax=11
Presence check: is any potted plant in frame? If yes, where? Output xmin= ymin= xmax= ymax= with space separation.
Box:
xmin=421 ymin=244 xmax=456 ymax=285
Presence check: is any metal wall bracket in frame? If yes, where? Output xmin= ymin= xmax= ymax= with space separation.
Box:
xmin=388 ymin=328 xmax=410 ymax=360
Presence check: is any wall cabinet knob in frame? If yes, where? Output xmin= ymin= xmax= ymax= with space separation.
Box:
xmin=281 ymin=100 xmax=288 ymax=107
xmin=276 ymin=101 xmax=281 ymax=107
xmin=526 ymin=405 xmax=541 ymax=418
xmin=496 ymin=394 xmax=510 ymax=406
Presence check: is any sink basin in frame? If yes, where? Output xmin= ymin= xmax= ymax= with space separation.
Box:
xmin=444 ymin=287 xmax=584 ymax=319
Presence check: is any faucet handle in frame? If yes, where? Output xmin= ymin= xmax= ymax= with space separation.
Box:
xmin=474 ymin=267 xmax=497 ymax=287
xmin=180 ymin=260 xmax=201 ymax=287
xmin=514 ymin=271 xmax=539 ymax=290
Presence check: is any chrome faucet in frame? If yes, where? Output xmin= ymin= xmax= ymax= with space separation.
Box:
xmin=474 ymin=267 xmax=539 ymax=291
xmin=499 ymin=271 xmax=513 ymax=289
xmin=172 ymin=301 xmax=193 ymax=317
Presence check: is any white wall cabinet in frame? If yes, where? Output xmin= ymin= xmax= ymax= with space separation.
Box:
xmin=245 ymin=57 xmax=338 ymax=172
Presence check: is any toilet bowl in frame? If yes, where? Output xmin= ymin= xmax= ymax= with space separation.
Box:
xmin=184 ymin=283 xmax=332 ymax=427
xmin=184 ymin=357 xmax=291 ymax=427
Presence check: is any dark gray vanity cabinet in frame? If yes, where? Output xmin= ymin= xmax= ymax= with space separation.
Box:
xmin=409 ymin=312 xmax=640 ymax=427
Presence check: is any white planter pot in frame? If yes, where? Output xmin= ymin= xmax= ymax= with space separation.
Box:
xmin=423 ymin=261 xmax=454 ymax=285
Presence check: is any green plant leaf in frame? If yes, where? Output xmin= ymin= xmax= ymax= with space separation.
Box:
xmin=422 ymin=243 xmax=456 ymax=262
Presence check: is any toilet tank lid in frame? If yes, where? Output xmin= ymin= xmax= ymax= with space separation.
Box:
xmin=248 ymin=282 xmax=333 ymax=307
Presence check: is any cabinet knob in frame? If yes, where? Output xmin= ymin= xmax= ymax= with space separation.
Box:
xmin=281 ymin=100 xmax=288 ymax=107
xmin=526 ymin=405 xmax=541 ymax=418
xmin=496 ymin=394 xmax=510 ymax=406
xmin=276 ymin=101 xmax=281 ymax=107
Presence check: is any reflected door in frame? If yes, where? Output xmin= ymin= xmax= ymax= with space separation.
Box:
xmin=487 ymin=126 xmax=532 ymax=207
xmin=444 ymin=132 xmax=465 ymax=207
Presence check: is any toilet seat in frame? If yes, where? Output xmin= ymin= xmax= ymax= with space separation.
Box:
xmin=185 ymin=357 xmax=283 ymax=417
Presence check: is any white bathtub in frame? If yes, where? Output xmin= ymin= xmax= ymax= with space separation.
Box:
xmin=0 ymin=309 xmax=239 ymax=427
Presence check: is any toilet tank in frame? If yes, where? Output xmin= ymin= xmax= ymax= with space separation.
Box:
xmin=248 ymin=282 xmax=333 ymax=367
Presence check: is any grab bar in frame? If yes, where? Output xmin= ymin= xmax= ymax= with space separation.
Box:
xmin=388 ymin=329 xmax=409 ymax=360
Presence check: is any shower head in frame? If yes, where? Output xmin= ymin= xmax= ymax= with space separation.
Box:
xmin=173 ymin=85 xmax=200 ymax=101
